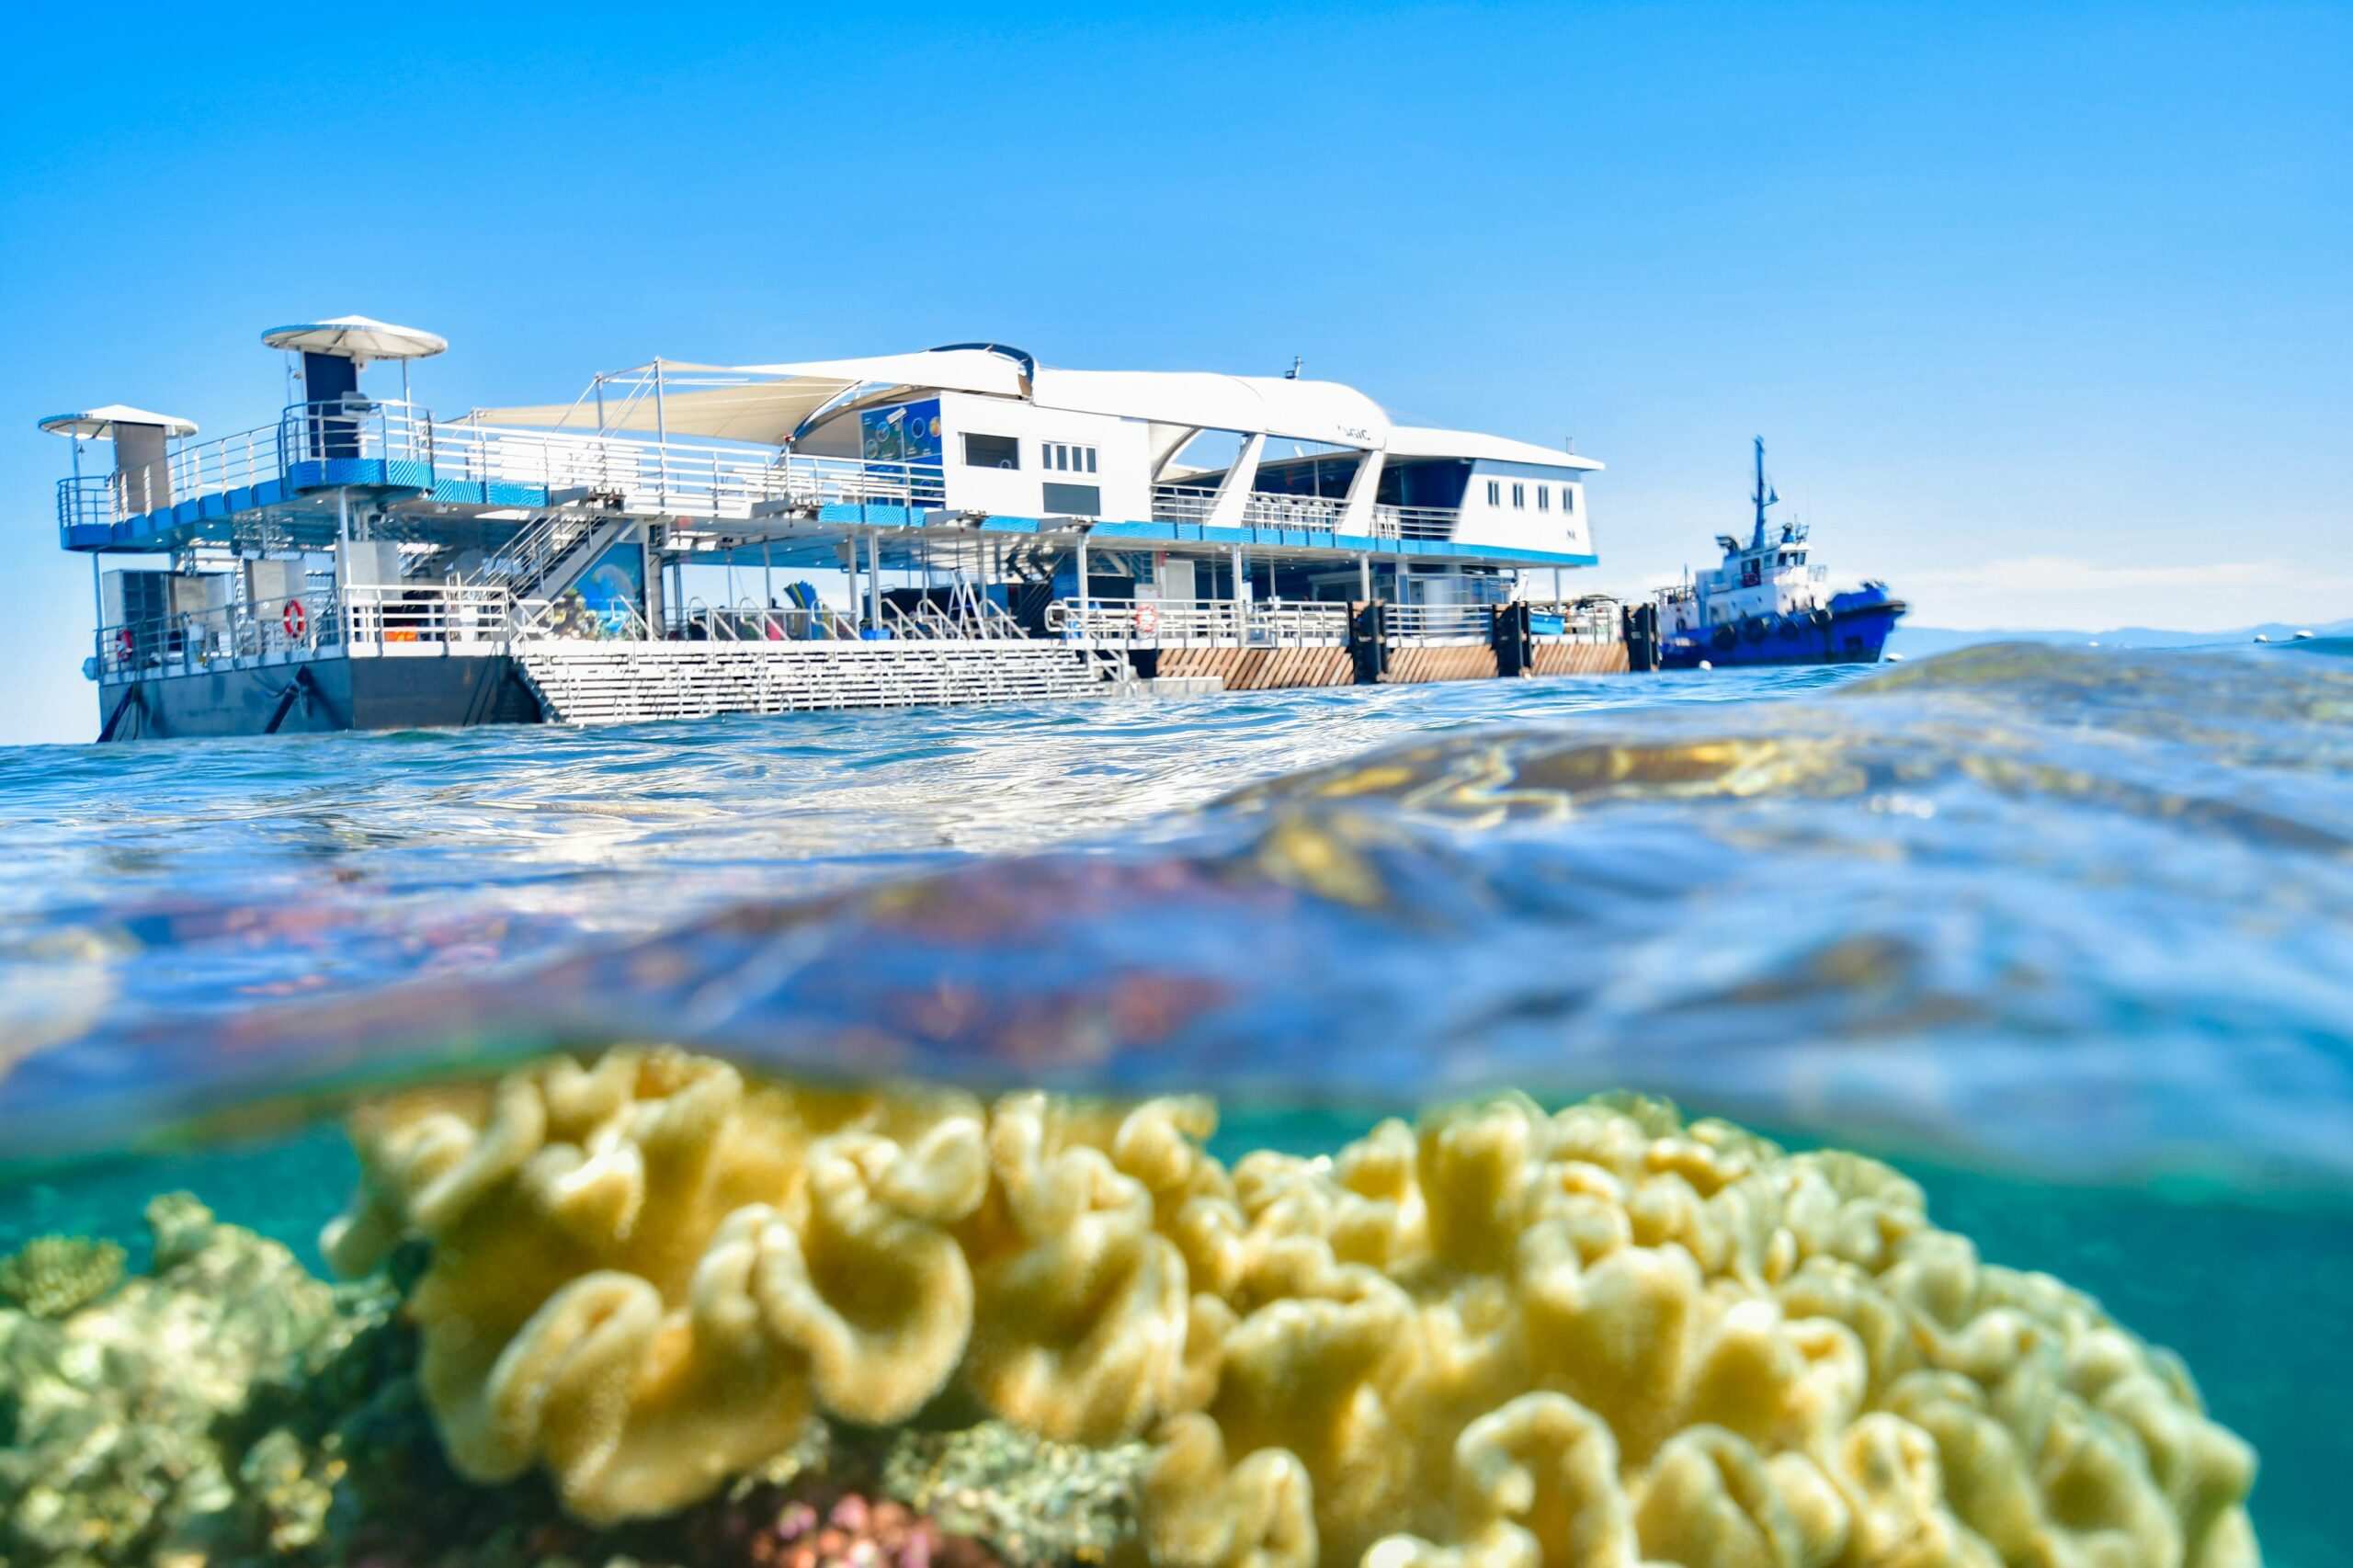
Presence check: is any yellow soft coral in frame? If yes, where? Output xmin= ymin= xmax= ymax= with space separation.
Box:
xmin=325 ymin=1056 xmax=2259 ymax=1567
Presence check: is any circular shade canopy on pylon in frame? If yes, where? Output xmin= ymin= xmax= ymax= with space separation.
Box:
xmin=38 ymin=404 xmax=199 ymax=439
xmin=261 ymin=314 xmax=448 ymax=365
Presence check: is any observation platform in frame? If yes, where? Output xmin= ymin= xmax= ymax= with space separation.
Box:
xmin=55 ymin=400 xmax=1597 ymax=574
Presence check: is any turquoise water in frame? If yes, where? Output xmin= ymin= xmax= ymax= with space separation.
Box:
xmin=2 ymin=642 xmax=2348 ymax=1562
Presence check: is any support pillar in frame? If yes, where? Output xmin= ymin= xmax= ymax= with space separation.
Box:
xmin=867 ymin=530 xmax=882 ymax=627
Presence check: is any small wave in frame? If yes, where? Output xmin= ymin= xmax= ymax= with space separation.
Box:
xmin=3 ymin=647 xmax=2348 ymax=1198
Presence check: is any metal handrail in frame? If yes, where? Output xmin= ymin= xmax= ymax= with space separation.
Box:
xmin=1382 ymin=603 xmax=1495 ymax=639
xmin=1149 ymin=484 xmax=1461 ymax=540
xmin=58 ymin=399 xmax=950 ymax=534
xmin=1518 ymin=597 xmax=1624 ymax=643
xmin=1047 ymin=597 xmax=1352 ymax=647
xmin=1369 ymin=503 xmax=1458 ymax=540
xmin=93 ymin=587 xmax=343 ymax=679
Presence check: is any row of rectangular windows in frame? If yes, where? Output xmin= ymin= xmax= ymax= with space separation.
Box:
xmin=1485 ymin=480 xmax=1576 ymax=514
xmin=961 ymin=433 xmax=1097 ymax=473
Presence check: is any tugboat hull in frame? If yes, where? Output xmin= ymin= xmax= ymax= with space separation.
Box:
xmin=1660 ymin=590 xmax=1905 ymax=670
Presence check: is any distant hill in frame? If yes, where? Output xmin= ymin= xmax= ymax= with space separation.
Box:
xmin=1887 ymin=618 xmax=2353 ymax=659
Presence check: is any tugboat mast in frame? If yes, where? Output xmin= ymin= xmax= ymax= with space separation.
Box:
xmin=1750 ymin=435 xmax=1772 ymax=551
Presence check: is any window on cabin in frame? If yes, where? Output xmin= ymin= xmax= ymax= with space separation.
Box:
xmin=1537 ymin=488 xmax=1551 ymax=511
xmin=1042 ymin=441 xmax=1099 ymax=475
xmin=1512 ymin=483 xmax=1526 ymax=509
xmin=1486 ymin=481 xmax=1501 ymax=506
xmin=963 ymin=433 xmax=1020 ymax=470
xmin=1562 ymin=487 xmax=1575 ymax=514
xmin=1042 ymin=482 xmax=1101 ymax=517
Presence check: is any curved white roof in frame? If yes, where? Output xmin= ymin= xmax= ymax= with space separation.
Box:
xmin=1032 ymin=369 xmax=1391 ymax=449
xmin=40 ymin=404 xmax=199 ymax=439
xmin=1388 ymin=425 xmax=1604 ymax=471
xmin=471 ymin=347 xmax=1596 ymax=469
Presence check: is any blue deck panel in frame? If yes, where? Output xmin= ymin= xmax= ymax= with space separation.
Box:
xmin=816 ymin=502 xmax=929 ymax=527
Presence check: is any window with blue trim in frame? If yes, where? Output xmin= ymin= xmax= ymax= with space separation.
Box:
xmin=1485 ymin=480 xmax=1501 ymax=506
xmin=1537 ymin=487 xmax=1551 ymax=511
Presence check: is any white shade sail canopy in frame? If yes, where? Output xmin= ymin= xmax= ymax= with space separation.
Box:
xmin=39 ymin=404 xmax=199 ymax=439
xmin=472 ymin=350 xmax=1028 ymax=444
xmin=262 ymin=314 xmax=449 ymax=364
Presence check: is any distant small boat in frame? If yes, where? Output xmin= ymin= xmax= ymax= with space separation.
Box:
xmin=2293 ymin=629 xmax=2316 ymax=641
xmin=1654 ymin=438 xmax=1904 ymax=669
xmin=2255 ymin=634 xmax=2272 ymax=643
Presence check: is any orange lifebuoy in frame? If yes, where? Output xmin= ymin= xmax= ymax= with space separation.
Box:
xmin=1131 ymin=602 xmax=1159 ymax=637
xmin=283 ymin=599 xmax=308 ymax=639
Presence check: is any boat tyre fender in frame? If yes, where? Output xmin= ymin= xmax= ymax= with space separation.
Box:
xmin=1744 ymin=617 xmax=1769 ymax=644
xmin=1711 ymin=626 xmax=1737 ymax=653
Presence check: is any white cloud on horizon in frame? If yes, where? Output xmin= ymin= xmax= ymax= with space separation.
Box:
xmin=1897 ymin=555 xmax=2353 ymax=631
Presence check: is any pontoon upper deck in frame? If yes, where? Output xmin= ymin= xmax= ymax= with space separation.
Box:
xmin=47 ymin=323 xmax=1624 ymax=737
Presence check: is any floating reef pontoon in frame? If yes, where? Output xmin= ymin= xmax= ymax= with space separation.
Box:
xmin=45 ymin=319 xmax=1637 ymax=740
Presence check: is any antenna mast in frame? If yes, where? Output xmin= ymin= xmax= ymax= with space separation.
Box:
xmin=1750 ymin=436 xmax=1768 ymax=551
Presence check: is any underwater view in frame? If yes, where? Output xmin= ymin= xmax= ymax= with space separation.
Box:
xmin=3 ymin=642 xmax=2348 ymax=1568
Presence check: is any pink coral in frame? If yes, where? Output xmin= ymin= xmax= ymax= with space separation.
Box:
xmin=745 ymin=1492 xmax=1001 ymax=1568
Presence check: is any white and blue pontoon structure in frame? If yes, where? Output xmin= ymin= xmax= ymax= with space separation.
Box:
xmin=46 ymin=323 xmax=1632 ymax=739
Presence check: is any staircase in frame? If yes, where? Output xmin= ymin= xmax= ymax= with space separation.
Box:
xmin=468 ymin=509 xmax=637 ymax=605
xmin=517 ymin=639 xmax=1121 ymax=725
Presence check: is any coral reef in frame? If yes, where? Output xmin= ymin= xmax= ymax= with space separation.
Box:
xmin=0 ymin=1194 xmax=345 ymax=1566
xmin=324 ymin=1050 xmax=2262 ymax=1568
xmin=0 ymin=1234 xmax=124 ymax=1319
xmin=740 ymin=1492 xmax=1001 ymax=1568
xmin=881 ymin=1421 xmax=1147 ymax=1567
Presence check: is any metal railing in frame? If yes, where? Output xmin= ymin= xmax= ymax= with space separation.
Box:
xmin=1047 ymin=597 xmax=1353 ymax=647
xmin=1381 ymin=602 xmax=1496 ymax=640
xmin=342 ymin=583 xmax=517 ymax=648
xmin=91 ymin=581 xmax=545 ymax=679
xmin=1148 ymin=485 xmax=1460 ymax=540
xmin=1369 ymin=503 xmax=1458 ymax=540
xmin=93 ymin=588 xmax=342 ymax=679
xmin=1519 ymin=597 xmax=1623 ymax=643
xmin=56 ymin=399 xmax=949 ymax=533
xmin=653 ymin=595 xmax=1031 ymax=647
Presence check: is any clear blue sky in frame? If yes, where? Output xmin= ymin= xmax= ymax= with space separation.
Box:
xmin=1 ymin=1 xmax=2346 ymax=744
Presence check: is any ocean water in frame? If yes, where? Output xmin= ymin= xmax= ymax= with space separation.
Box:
xmin=1 ymin=642 xmax=2347 ymax=1564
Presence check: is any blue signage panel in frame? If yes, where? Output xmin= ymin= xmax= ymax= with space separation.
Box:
xmin=860 ymin=398 xmax=943 ymax=466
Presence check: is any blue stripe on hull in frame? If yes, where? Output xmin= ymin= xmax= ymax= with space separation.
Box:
xmin=1660 ymin=605 xmax=1904 ymax=669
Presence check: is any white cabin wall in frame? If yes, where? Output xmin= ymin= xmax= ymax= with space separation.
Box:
xmin=935 ymin=393 xmax=1151 ymax=520
xmin=1451 ymin=460 xmax=1596 ymax=556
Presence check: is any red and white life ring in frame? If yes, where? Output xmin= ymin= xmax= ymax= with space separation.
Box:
xmin=115 ymin=628 xmax=133 ymax=658
xmin=282 ymin=599 xmax=308 ymax=640
xmin=1131 ymin=603 xmax=1160 ymax=637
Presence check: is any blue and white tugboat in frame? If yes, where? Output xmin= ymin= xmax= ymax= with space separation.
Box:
xmin=1654 ymin=438 xmax=1904 ymax=668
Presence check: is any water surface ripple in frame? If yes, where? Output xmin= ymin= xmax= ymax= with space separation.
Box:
xmin=3 ymin=644 xmax=2348 ymax=1193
